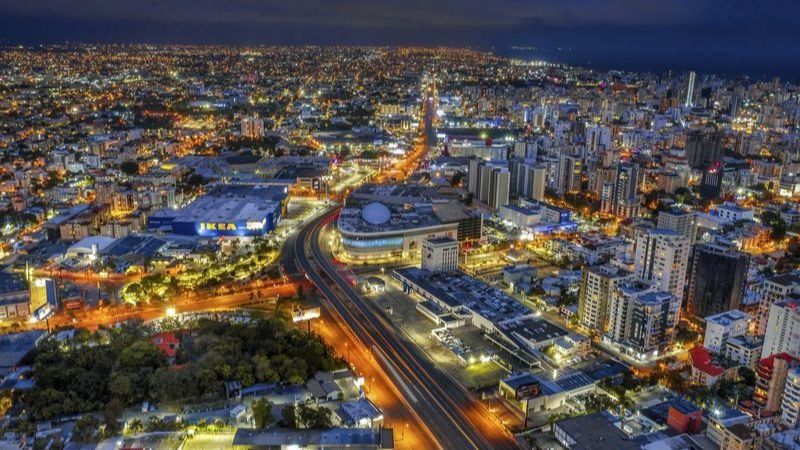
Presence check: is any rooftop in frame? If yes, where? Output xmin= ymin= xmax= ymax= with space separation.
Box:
xmin=232 ymin=428 xmax=393 ymax=448
xmin=555 ymin=412 xmax=640 ymax=450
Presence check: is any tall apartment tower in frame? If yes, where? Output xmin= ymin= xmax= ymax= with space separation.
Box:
xmin=762 ymin=298 xmax=800 ymax=359
xmin=241 ymin=114 xmax=265 ymax=139
xmin=755 ymin=274 xmax=800 ymax=336
xmin=686 ymin=243 xmax=750 ymax=318
xmin=510 ymin=159 xmax=546 ymax=201
xmin=467 ymin=159 xmax=510 ymax=209
xmin=685 ymin=71 xmax=696 ymax=107
xmin=488 ymin=167 xmax=510 ymax=209
xmin=601 ymin=162 xmax=641 ymax=219
xmin=685 ymin=129 xmax=723 ymax=170
xmin=578 ymin=265 xmax=633 ymax=334
xmin=657 ymin=208 xmax=698 ymax=243
xmin=780 ymin=366 xmax=800 ymax=428
xmin=634 ymin=229 xmax=690 ymax=301
xmin=557 ymin=153 xmax=582 ymax=194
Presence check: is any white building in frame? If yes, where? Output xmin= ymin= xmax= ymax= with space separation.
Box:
xmin=657 ymin=208 xmax=698 ymax=243
xmin=724 ymin=335 xmax=763 ymax=369
xmin=240 ymin=114 xmax=265 ymax=139
xmin=781 ymin=366 xmax=800 ymax=428
xmin=498 ymin=204 xmax=540 ymax=229
xmin=762 ymin=298 xmax=800 ymax=359
xmin=633 ymin=228 xmax=690 ymax=301
xmin=578 ymin=265 xmax=633 ymax=334
xmin=755 ymin=274 xmax=800 ymax=335
xmin=704 ymin=310 xmax=750 ymax=353
xmin=421 ymin=237 xmax=459 ymax=272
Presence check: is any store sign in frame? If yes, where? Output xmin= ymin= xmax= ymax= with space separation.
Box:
xmin=199 ymin=222 xmax=238 ymax=231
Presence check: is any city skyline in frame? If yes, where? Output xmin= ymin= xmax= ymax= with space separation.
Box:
xmin=1 ymin=0 xmax=799 ymax=78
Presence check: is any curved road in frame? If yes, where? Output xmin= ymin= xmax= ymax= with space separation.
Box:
xmin=291 ymin=207 xmax=519 ymax=450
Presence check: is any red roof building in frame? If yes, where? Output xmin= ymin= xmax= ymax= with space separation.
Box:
xmin=150 ymin=332 xmax=180 ymax=360
xmin=754 ymin=352 xmax=797 ymax=415
xmin=689 ymin=346 xmax=727 ymax=387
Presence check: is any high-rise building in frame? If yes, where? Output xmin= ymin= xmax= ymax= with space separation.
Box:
xmin=513 ymin=141 xmax=538 ymax=161
xmin=634 ymin=229 xmax=690 ymax=301
xmin=657 ymin=208 xmax=698 ymax=243
xmin=578 ymin=265 xmax=633 ymax=334
xmin=762 ymin=298 xmax=800 ymax=359
xmin=510 ymin=159 xmax=546 ymax=201
xmin=628 ymin=291 xmax=681 ymax=355
xmin=421 ymin=237 xmax=459 ymax=272
xmin=585 ymin=124 xmax=611 ymax=154
xmin=699 ymin=161 xmax=724 ymax=200
xmin=605 ymin=280 xmax=678 ymax=355
xmin=601 ymin=162 xmax=641 ymax=219
xmin=687 ymin=243 xmax=749 ymax=318
xmin=781 ymin=366 xmax=800 ymax=428
xmin=755 ymin=274 xmax=800 ymax=336
xmin=685 ymin=129 xmax=723 ymax=170
xmin=754 ymin=353 xmax=796 ymax=416
xmin=240 ymin=114 xmax=265 ymax=139
xmin=557 ymin=153 xmax=582 ymax=194
xmin=606 ymin=281 xmax=656 ymax=345
xmin=488 ymin=167 xmax=510 ymax=209
xmin=467 ymin=159 xmax=510 ymax=209
xmin=685 ymin=71 xmax=696 ymax=107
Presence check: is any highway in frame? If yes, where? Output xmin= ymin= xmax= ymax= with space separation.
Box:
xmin=291 ymin=208 xmax=520 ymax=450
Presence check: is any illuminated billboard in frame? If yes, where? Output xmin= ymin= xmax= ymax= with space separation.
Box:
xmin=292 ymin=307 xmax=321 ymax=322
xmin=30 ymin=277 xmax=57 ymax=320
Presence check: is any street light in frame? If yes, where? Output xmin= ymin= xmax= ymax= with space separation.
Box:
xmin=166 ymin=307 xmax=177 ymax=318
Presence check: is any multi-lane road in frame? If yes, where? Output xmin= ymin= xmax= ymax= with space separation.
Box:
xmin=287 ymin=208 xmax=520 ymax=449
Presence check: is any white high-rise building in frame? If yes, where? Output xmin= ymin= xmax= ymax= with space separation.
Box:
xmin=633 ymin=228 xmax=690 ymax=301
xmin=685 ymin=71 xmax=696 ymax=107
xmin=605 ymin=281 xmax=679 ymax=355
xmin=606 ymin=280 xmax=655 ymax=344
xmin=657 ymin=208 xmax=698 ymax=243
xmin=578 ymin=265 xmax=633 ymax=333
xmin=585 ymin=124 xmax=611 ymax=154
xmin=241 ymin=114 xmax=265 ymax=139
xmin=557 ymin=153 xmax=582 ymax=194
xmin=781 ymin=366 xmax=800 ymax=428
xmin=755 ymin=274 xmax=800 ymax=336
xmin=762 ymin=298 xmax=800 ymax=359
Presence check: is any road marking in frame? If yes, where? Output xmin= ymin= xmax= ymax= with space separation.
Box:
xmin=374 ymin=344 xmax=418 ymax=404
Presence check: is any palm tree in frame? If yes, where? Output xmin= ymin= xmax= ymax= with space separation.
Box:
xmin=127 ymin=418 xmax=143 ymax=435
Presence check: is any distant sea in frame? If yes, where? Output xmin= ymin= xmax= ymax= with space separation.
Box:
xmin=495 ymin=47 xmax=800 ymax=82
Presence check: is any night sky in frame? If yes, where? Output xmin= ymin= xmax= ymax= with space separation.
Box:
xmin=1 ymin=0 xmax=798 ymax=78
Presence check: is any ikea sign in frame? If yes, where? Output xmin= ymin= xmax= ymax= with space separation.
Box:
xmin=199 ymin=222 xmax=238 ymax=232
xmin=191 ymin=217 xmax=272 ymax=237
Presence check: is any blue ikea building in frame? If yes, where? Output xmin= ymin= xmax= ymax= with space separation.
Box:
xmin=148 ymin=185 xmax=288 ymax=237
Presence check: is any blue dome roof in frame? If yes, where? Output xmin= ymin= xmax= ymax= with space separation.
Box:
xmin=361 ymin=202 xmax=391 ymax=225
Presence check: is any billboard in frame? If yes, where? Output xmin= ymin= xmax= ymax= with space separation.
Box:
xmin=292 ymin=307 xmax=321 ymax=322
xmin=514 ymin=381 xmax=541 ymax=400
xmin=30 ymin=278 xmax=57 ymax=320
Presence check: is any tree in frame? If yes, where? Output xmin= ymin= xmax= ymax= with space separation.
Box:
xmin=127 ymin=418 xmax=144 ymax=435
xmin=103 ymin=398 xmax=123 ymax=435
xmin=281 ymin=404 xmax=299 ymax=429
xmin=73 ymin=415 xmax=101 ymax=442
xmin=299 ymin=404 xmax=333 ymax=429
xmin=252 ymin=398 xmax=273 ymax=428
xmin=108 ymin=374 xmax=133 ymax=403
xmin=738 ymin=367 xmax=756 ymax=387
xmin=119 ymin=161 xmax=139 ymax=176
